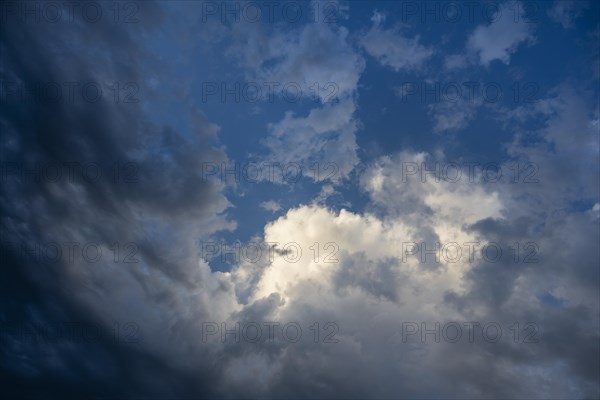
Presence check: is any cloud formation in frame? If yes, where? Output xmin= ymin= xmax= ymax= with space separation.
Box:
xmin=467 ymin=2 xmax=536 ymax=66
xmin=1 ymin=1 xmax=598 ymax=399
xmin=360 ymin=11 xmax=434 ymax=72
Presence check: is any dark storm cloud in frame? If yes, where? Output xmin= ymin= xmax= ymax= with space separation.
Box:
xmin=429 ymin=82 xmax=600 ymax=397
xmin=440 ymin=210 xmax=600 ymax=397
xmin=333 ymin=253 xmax=400 ymax=302
xmin=0 ymin=235 xmax=222 ymax=399
xmin=1 ymin=1 xmax=230 ymax=397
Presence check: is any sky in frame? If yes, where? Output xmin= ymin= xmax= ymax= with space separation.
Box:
xmin=0 ymin=0 xmax=599 ymax=398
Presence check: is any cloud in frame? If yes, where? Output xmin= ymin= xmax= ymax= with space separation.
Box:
xmin=444 ymin=54 xmax=469 ymax=70
xmin=226 ymin=7 xmax=365 ymax=103
xmin=548 ymin=0 xmax=588 ymax=29
xmin=1 ymin=1 xmax=598 ymax=399
xmin=0 ymin=2 xmax=235 ymax=397
xmin=425 ymin=95 xmax=484 ymax=133
xmin=215 ymin=140 xmax=597 ymax=397
xmin=360 ymin=11 xmax=434 ymax=72
xmin=260 ymin=200 xmax=282 ymax=213
xmin=263 ymin=98 xmax=360 ymax=181
xmin=501 ymin=84 xmax=600 ymax=211
xmin=196 ymin=120 xmax=596 ymax=397
xmin=467 ymin=2 xmax=536 ymax=66
xmin=220 ymin=9 xmax=365 ymax=183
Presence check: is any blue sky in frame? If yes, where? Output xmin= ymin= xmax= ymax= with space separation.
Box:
xmin=175 ymin=0 xmax=599 ymax=266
